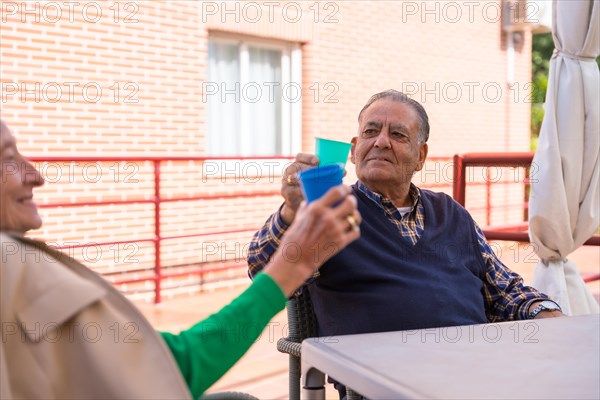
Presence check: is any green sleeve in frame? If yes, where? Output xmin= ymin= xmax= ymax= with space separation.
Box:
xmin=159 ymin=272 xmax=286 ymax=399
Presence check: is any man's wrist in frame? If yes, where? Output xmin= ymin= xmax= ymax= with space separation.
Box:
xmin=279 ymin=203 xmax=296 ymax=226
xmin=528 ymin=300 xmax=562 ymax=319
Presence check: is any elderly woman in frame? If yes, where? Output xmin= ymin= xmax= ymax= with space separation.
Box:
xmin=0 ymin=120 xmax=361 ymax=399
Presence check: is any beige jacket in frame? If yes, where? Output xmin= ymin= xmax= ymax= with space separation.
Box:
xmin=0 ymin=232 xmax=191 ymax=399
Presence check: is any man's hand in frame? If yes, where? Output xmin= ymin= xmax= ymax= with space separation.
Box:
xmin=264 ymin=185 xmax=361 ymax=297
xmin=280 ymin=153 xmax=319 ymax=225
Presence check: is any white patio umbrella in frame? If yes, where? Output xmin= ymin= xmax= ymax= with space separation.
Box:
xmin=529 ymin=0 xmax=599 ymax=316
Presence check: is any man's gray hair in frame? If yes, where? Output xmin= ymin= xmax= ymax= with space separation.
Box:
xmin=358 ymin=90 xmax=430 ymax=143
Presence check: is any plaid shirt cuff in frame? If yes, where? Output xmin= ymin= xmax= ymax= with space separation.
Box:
xmin=270 ymin=204 xmax=291 ymax=244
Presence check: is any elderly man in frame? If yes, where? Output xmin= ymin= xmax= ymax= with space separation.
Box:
xmin=248 ymin=90 xmax=562 ymax=341
xmin=0 ymin=119 xmax=361 ymax=399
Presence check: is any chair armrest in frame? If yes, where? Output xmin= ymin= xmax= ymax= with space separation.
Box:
xmin=277 ymin=337 xmax=302 ymax=357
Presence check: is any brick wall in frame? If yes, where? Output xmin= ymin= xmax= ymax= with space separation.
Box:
xmin=1 ymin=1 xmax=533 ymax=300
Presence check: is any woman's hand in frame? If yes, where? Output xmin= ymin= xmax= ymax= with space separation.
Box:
xmin=264 ymin=185 xmax=361 ymax=297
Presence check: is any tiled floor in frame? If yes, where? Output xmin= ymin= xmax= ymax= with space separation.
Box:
xmin=134 ymin=243 xmax=599 ymax=399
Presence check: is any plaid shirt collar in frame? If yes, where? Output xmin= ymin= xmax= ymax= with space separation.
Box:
xmin=355 ymin=180 xmax=421 ymax=214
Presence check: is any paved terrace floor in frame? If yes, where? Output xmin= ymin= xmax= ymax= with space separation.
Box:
xmin=134 ymin=243 xmax=600 ymax=400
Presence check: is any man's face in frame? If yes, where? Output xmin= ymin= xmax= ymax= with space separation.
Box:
xmin=350 ymin=98 xmax=428 ymax=192
xmin=0 ymin=122 xmax=45 ymax=233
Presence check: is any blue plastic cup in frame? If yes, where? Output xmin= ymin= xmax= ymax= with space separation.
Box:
xmin=298 ymin=163 xmax=345 ymax=203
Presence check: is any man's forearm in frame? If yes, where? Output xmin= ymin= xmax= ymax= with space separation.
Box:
xmin=247 ymin=207 xmax=290 ymax=278
xmin=475 ymin=222 xmax=554 ymax=321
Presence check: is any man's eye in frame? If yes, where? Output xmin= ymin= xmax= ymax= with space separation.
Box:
xmin=363 ymin=129 xmax=377 ymax=136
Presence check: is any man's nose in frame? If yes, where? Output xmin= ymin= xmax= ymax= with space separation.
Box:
xmin=373 ymin=132 xmax=391 ymax=148
xmin=23 ymin=160 xmax=45 ymax=187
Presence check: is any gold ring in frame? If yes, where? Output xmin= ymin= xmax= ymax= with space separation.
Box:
xmin=346 ymin=215 xmax=358 ymax=230
xmin=286 ymin=175 xmax=296 ymax=185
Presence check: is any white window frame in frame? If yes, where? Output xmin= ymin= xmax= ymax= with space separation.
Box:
xmin=207 ymin=34 xmax=302 ymax=157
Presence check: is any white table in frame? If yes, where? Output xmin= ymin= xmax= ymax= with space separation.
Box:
xmin=301 ymin=314 xmax=599 ymax=399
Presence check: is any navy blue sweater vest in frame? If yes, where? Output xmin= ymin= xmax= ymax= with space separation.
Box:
xmin=307 ymin=188 xmax=489 ymax=336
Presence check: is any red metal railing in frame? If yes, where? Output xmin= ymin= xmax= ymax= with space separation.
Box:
xmin=31 ymin=155 xmax=294 ymax=303
xmin=30 ymin=153 xmax=596 ymax=303
xmin=452 ymin=152 xmax=599 ymax=283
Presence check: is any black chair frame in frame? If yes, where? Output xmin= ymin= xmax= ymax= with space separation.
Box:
xmin=276 ymin=289 xmax=364 ymax=400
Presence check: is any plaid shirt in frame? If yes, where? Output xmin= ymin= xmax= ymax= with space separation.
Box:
xmin=247 ymin=181 xmax=549 ymax=321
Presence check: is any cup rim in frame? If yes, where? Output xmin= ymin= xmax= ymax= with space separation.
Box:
xmin=299 ymin=163 xmax=344 ymax=178
xmin=315 ymin=137 xmax=351 ymax=146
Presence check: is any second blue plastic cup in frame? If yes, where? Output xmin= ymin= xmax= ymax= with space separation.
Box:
xmin=298 ymin=163 xmax=344 ymax=203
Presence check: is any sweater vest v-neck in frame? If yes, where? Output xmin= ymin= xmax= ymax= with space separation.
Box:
xmin=307 ymin=187 xmax=489 ymax=336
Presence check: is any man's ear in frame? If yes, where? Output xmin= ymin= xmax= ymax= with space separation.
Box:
xmin=415 ymin=143 xmax=428 ymax=171
xmin=350 ymin=137 xmax=358 ymax=165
